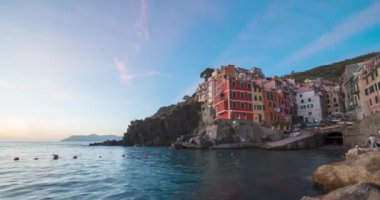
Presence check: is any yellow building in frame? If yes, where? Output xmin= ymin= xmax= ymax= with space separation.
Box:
xmin=252 ymin=81 xmax=264 ymax=124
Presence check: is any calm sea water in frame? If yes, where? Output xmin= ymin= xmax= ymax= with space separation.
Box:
xmin=0 ymin=142 xmax=346 ymax=200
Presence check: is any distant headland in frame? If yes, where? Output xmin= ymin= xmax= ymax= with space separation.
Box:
xmin=61 ymin=134 xmax=122 ymax=142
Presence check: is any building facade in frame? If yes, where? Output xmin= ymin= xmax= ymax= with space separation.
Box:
xmin=296 ymin=87 xmax=324 ymax=122
xmin=362 ymin=55 xmax=380 ymax=115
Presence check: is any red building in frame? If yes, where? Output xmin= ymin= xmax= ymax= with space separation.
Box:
xmin=213 ymin=65 xmax=262 ymax=121
xmin=262 ymin=89 xmax=294 ymax=124
xmin=263 ymin=90 xmax=281 ymax=123
xmin=202 ymin=64 xmax=295 ymax=124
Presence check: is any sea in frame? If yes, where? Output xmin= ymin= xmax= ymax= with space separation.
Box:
xmin=0 ymin=142 xmax=346 ymax=200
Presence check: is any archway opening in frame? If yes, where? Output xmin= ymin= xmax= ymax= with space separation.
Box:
xmin=324 ymin=132 xmax=343 ymax=145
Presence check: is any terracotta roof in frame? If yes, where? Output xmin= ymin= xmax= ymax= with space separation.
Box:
xmin=296 ymin=86 xmax=313 ymax=93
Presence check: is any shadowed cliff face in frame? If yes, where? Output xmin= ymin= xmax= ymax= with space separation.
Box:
xmin=123 ymin=100 xmax=202 ymax=146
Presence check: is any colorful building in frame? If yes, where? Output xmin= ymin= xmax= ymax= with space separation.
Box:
xmin=362 ymin=55 xmax=380 ymax=115
xmin=212 ymin=65 xmax=265 ymax=121
xmin=263 ymin=89 xmax=281 ymax=123
xmin=323 ymin=84 xmax=345 ymax=116
xmin=252 ymin=81 xmax=264 ymax=123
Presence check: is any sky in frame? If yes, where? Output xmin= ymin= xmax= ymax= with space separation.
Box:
xmin=1 ymin=0 xmax=380 ymax=141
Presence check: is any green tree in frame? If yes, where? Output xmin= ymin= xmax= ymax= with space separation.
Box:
xmin=183 ymin=95 xmax=191 ymax=101
xmin=200 ymin=68 xmax=215 ymax=81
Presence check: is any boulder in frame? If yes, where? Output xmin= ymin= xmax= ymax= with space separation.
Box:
xmin=301 ymin=182 xmax=380 ymax=200
xmin=345 ymin=148 xmax=377 ymax=160
xmin=312 ymin=152 xmax=380 ymax=191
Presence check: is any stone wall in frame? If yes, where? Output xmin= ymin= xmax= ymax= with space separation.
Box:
xmin=343 ymin=112 xmax=380 ymax=146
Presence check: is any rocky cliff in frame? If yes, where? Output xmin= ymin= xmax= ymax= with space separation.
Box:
xmin=171 ymin=104 xmax=282 ymax=149
xmin=122 ymin=99 xmax=202 ymax=146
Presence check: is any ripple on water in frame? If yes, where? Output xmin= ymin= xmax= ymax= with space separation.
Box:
xmin=0 ymin=142 xmax=346 ymax=200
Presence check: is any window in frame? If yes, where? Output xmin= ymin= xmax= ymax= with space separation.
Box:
xmin=254 ymin=87 xmax=257 ymax=92
xmin=259 ymin=96 xmax=262 ymax=101
xmin=365 ymin=89 xmax=369 ymax=96
xmin=269 ymin=102 xmax=272 ymax=107
xmin=307 ymin=105 xmax=309 ymax=108
xmin=310 ymin=104 xmax=313 ymax=108
xmin=232 ymin=92 xmax=236 ymax=98
xmin=258 ymin=88 xmax=262 ymax=92
xmin=241 ymin=103 xmax=245 ymax=109
xmin=299 ymin=94 xmax=303 ymax=98
xmin=232 ymin=81 xmax=236 ymax=88
xmin=301 ymin=99 xmax=304 ymax=103
xmin=333 ymin=98 xmax=337 ymax=102
xmin=308 ymin=98 xmax=311 ymax=102
xmin=370 ymin=98 xmax=372 ymax=106
xmin=232 ymin=102 xmax=236 ymax=108
xmin=248 ymin=93 xmax=252 ymax=99
xmin=376 ymin=96 xmax=379 ymax=104
xmin=249 ymin=104 xmax=252 ymax=110
xmin=240 ymin=82 xmax=244 ymax=89
xmin=240 ymin=92 xmax=244 ymax=98
xmin=366 ymin=78 xmax=369 ymax=85
xmin=248 ymin=83 xmax=251 ymax=89
xmin=308 ymin=112 xmax=312 ymax=116
xmin=254 ymin=95 xmax=257 ymax=101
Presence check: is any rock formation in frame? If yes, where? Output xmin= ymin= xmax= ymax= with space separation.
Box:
xmin=312 ymin=151 xmax=380 ymax=191
xmin=122 ymin=99 xmax=202 ymax=146
xmin=301 ymin=182 xmax=380 ymax=200
xmin=171 ymin=104 xmax=282 ymax=149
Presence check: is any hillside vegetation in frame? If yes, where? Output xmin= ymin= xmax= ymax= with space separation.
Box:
xmin=284 ymin=52 xmax=379 ymax=81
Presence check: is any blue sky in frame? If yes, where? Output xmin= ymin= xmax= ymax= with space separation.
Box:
xmin=1 ymin=0 xmax=380 ymax=140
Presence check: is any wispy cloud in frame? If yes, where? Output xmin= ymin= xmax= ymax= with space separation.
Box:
xmin=280 ymin=1 xmax=380 ymax=66
xmin=136 ymin=0 xmax=150 ymax=41
xmin=114 ymin=58 xmax=135 ymax=81
xmin=213 ymin=1 xmax=294 ymax=67
xmin=114 ymin=57 xmax=164 ymax=83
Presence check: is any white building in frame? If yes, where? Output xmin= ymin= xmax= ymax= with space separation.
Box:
xmin=296 ymin=87 xmax=324 ymax=123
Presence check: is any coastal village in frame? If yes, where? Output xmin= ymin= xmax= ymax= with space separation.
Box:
xmin=195 ymin=54 xmax=380 ymax=127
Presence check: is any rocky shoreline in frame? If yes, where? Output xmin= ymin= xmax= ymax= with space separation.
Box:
xmin=302 ymin=148 xmax=380 ymax=200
